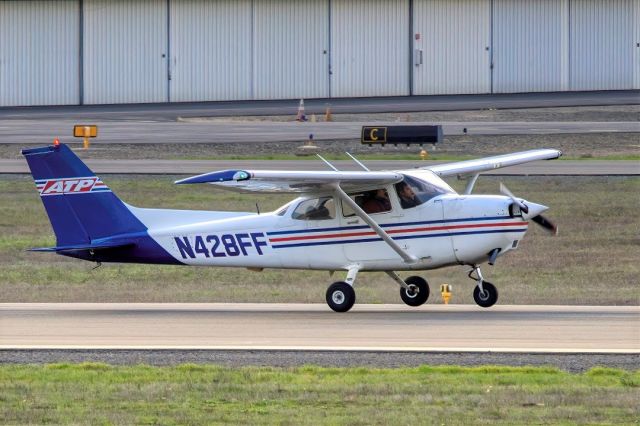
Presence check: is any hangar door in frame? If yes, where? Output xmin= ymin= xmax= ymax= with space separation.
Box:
xmin=570 ymin=0 xmax=635 ymax=90
xmin=83 ymin=0 xmax=168 ymax=104
xmin=253 ymin=0 xmax=329 ymax=99
xmin=0 ymin=0 xmax=79 ymax=107
xmin=170 ymin=0 xmax=252 ymax=102
xmin=331 ymin=0 xmax=409 ymax=97
xmin=493 ymin=0 xmax=569 ymax=93
xmin=413 ymin=0 xmax=491 ymax=95
xmin=636 ymin=0 xmax=640 ymax=89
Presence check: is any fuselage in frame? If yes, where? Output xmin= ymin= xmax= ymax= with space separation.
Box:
xmin=77 ymin=170 xmax=529 ymax=272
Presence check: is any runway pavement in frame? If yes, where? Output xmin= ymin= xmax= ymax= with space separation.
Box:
xmin=1 ymin=91 xmax=637 ymax=121
xmin=1 ymin=158 xmax=638 ymax=175
xmin=2 ymin=304 xmax=638 ymax=353
xmin=1 ymin=120 xmax=638 ymax=145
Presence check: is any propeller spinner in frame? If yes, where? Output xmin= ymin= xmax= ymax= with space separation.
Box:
xmin=500 ymin=183 xmax=558 ymax=235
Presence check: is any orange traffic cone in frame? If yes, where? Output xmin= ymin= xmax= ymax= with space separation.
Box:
xmin=324 ymin=105 xmax=332 ymax=122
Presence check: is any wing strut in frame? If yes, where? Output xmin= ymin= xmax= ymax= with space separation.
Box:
xmin=333 ymin=184 xmax=418 ymax=264
xmin=345 ymin=152 xmax=370 ymax=171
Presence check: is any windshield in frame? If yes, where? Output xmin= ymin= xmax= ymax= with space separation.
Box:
xmin=394 ymin=173 xmax=454 ymax=209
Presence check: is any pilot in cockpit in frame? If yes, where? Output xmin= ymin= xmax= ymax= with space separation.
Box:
xmin=395 ymin=181 xmax=422 ymax=209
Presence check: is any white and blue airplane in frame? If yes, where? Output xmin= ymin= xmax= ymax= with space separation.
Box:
xmin=23 ymin=143 xmax=560 ymax=312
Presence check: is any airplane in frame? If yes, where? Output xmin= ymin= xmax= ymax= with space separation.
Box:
xmin=22 ymin=142 xmax=560 ymax=312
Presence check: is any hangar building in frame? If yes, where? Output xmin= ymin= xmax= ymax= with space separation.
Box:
xmin=1 ymin=0 xmax=638 ymax=106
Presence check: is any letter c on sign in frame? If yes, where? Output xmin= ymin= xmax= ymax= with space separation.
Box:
xmin=370 ymin=128 xmax=378 ymax=141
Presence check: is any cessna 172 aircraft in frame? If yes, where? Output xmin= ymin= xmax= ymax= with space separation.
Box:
xmin=23 ymin=143 xmax=560 ymax=312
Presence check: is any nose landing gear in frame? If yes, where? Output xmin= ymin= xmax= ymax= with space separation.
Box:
xmin=469 ymin=266 xmax=498 ymax=308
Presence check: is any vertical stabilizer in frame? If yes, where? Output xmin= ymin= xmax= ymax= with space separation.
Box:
xmin=22 ymin=144 xmax=146 ymax=246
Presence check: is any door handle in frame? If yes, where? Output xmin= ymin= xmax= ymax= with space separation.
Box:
xmin=347 ymin=219 xmax=359 ymax=224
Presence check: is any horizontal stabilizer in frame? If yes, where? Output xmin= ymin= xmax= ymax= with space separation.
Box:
xmin=29 ymin=241 xmax=134 ymax=253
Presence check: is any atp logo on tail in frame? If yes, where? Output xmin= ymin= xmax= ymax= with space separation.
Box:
xmin=35 ymin=176 xmax=111 ymax=196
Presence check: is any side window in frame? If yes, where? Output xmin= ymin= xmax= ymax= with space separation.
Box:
xmin=342 ymin=188 xmax=392 ymax=217
xmin=291 ymin=197 xmax=336 ymax=221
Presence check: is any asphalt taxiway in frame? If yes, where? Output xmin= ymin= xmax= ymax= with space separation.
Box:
xmin=1 ymin=159 xmax=638 ymax=175
xmin=1 ymin=120 xmax=638 ymax=145
xmin=1 ymin=90 xmax=637 ymax=121
xmin=3 ymin=303 xmax=638 ymax=370
xmin=2 ymin=303 xmax=637 ymax=353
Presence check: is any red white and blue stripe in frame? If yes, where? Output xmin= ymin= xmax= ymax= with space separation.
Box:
xmin=267 ymin=216 xmax=528 ymax=249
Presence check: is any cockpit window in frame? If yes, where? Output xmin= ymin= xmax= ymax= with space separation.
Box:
xmin=342 ymin=188 xmax=392 ymax=217
xmin=292 ymin=197 xmax=336 ymax=220
xmin=394 ymin=174 xmax=450 ymax=209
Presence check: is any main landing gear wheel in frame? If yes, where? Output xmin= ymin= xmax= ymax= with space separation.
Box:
xmin=473 ymin=281 xmax=498 ymax=308
xmin=326 ymin=281 xmax=356 ymax=313
xmin=400 ymin=276 xmax=430 ymax=307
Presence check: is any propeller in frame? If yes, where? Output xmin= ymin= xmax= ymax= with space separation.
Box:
xmin=500 ymin=183 xmax=558 ymax=235
xmin=531 ymin=214 xmax=558 ymax=235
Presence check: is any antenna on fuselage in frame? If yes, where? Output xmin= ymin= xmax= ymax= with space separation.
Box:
xmin=345 ymin=152 xmax=370 ymax=171
xmin=316 ymin=154 xmax=339 ymax=171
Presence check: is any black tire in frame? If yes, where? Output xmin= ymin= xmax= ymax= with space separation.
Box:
xmin=326 ymin=281 xmax=356 ymax=313
xmin=473 ymin=281 xmax=498 ymax=308
xmin=400 ymin=276 xmax=430 ymax=307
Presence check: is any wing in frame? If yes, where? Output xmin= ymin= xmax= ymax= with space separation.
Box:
xmin=175 ymin=170 xmax=404 ymax=194
xmin=425 ymin=149 xmax=562 ymax=177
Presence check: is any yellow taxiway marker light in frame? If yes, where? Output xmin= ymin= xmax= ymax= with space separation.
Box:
xmin=73 ymin=125 xmax=98 ymax=149
xmin=440 ymin=284 xmax=452 ymax=304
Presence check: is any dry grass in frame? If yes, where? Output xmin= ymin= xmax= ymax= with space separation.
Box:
xmin=1 ymin=174 xmax=638 ymax=305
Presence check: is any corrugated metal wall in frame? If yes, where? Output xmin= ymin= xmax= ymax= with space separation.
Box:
xmin=83 ymin=0 xmax=167 ymax=104
xmin=171 ymin=0 xmax=252 ymax=102
xmin=253 ymin=0 xmax=329 ymax=100
xmin=570 ymin=0 xmax=635 ymax=90
xmin=493 ymin=0 xmax=569 ymax=93
xmin=0 ymin=0 xmax=79 ymax=107
xmin=1 ymin=0 xmax=638 ymax=106
xmin=330 ymin=0 xmax=410 ymax=97
xmin=635 ymin=0 xmax=640 ymax=89
xmin=413 ymin=0 xmax=490 ymax=95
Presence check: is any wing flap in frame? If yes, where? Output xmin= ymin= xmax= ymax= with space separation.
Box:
xmin=426 ymin=149 xmax=562 ymax=177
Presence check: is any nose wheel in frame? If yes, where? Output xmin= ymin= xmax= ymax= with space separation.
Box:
xmin=473 ymin=282 xmax=498 ymax=307
xmin=469 ymin=266 xmax=499 ymax=308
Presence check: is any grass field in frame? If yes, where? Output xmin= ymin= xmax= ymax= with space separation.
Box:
xmin=1 ymin=363 xmax=638 ymax=424
xmin=1 ymin=174 xmax=638 ymax=305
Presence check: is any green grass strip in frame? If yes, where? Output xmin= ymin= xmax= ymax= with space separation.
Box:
xmin=1 ymin=364 xmax=638 ymax=424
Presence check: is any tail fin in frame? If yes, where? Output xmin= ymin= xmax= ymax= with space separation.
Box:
xmin=22 ymin=144 xmax=146 ymax=246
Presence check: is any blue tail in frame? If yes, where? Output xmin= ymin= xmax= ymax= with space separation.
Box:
xmin=22 ymin=144 xmax=147 ymax=247
xmin=22 ymin=143 xmax=181 ymax=264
